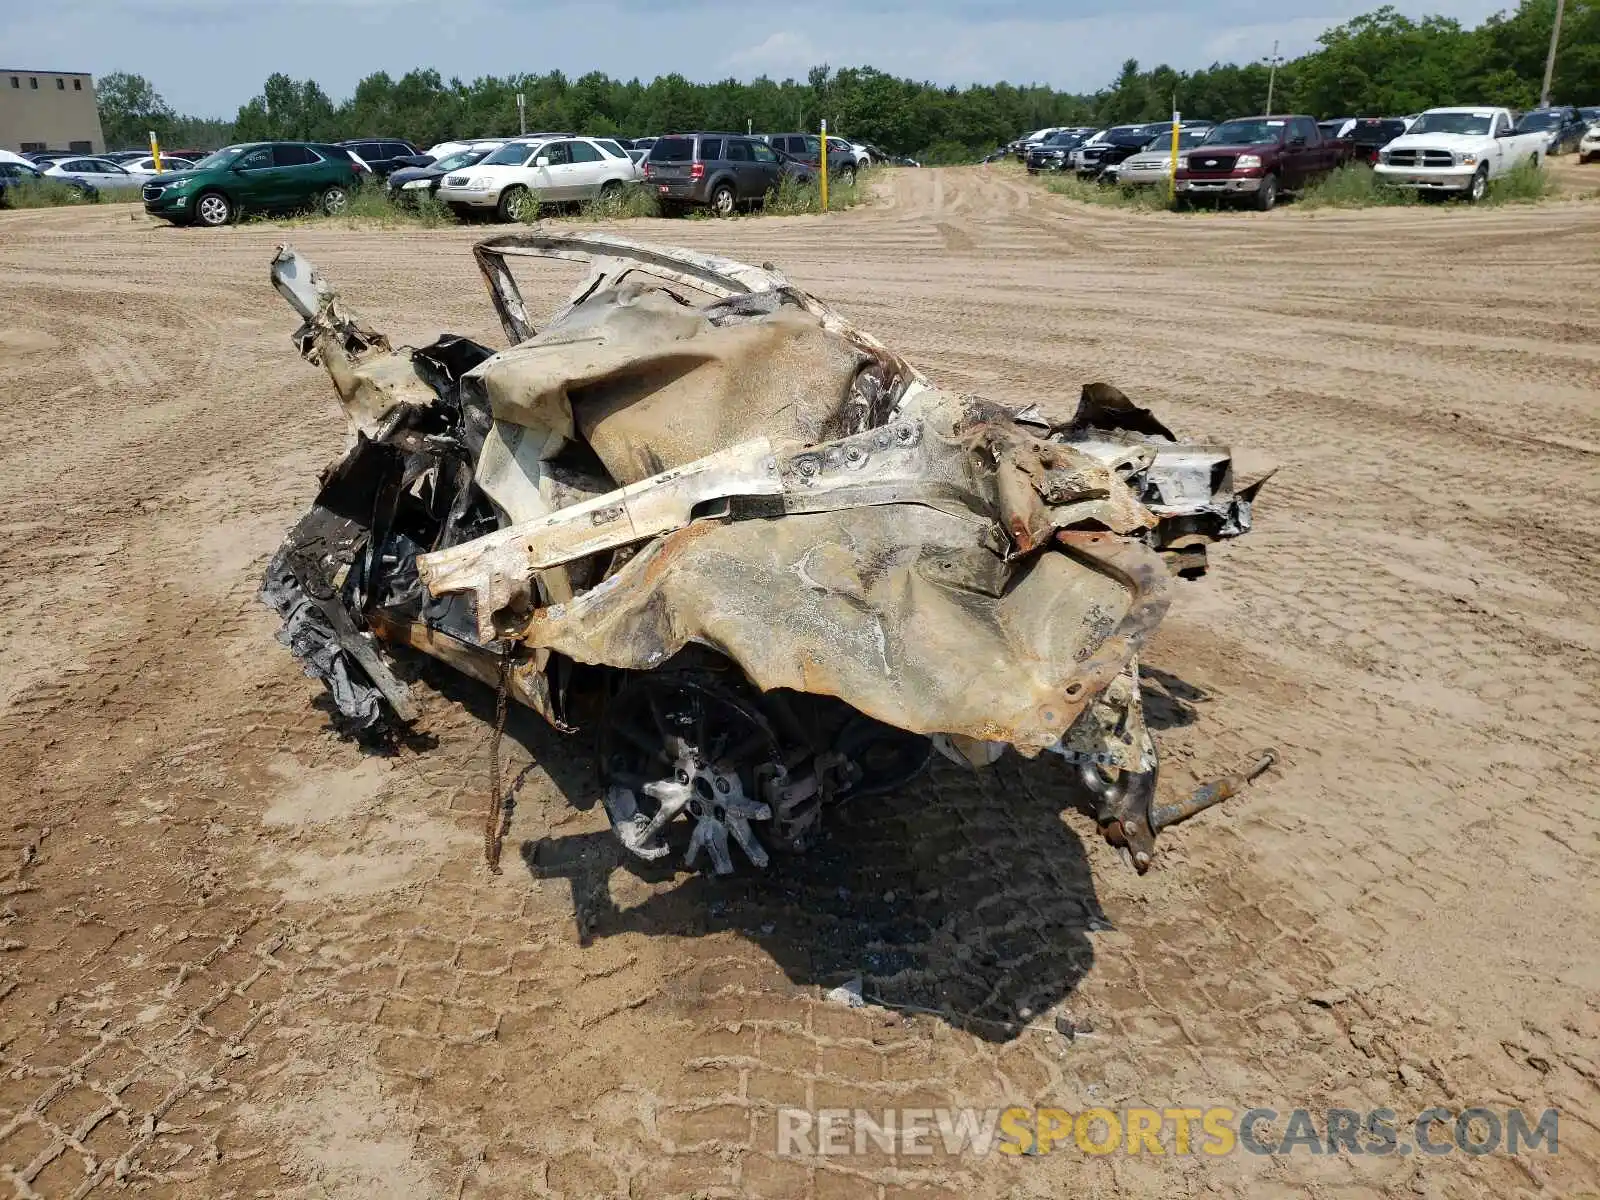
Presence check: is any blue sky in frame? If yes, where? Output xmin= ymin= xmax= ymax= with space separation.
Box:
xmin=4 ymin=0 xmax=1508 ymax=117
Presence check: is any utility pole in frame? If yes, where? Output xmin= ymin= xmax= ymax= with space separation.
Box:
xmin=1264 ymin=40 xmax=1284 ymax=115
xmin=1540 ymin=0 xmax=1566 ymax=107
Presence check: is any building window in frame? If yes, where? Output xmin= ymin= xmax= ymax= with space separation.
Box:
xmin=20 ymin=142 xmax=45 ymax=153
xmin=69 ymin=140 xmax=91 ymax=152
xmin=8 ymin=77 xmax=17 ymax=89
xmin=30 ymin=77 xmax=38 ymax=89
xmin=56 ymin=78 xmax=65 ymax=90
xmin=73 ymin=79 xmax=82 ymax=91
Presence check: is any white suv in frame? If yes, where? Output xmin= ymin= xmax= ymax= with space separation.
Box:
xmin=436 ymin=136 xmax=637 ymax=220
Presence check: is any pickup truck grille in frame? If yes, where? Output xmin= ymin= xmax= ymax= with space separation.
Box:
xmin=1387 ymin=149 xmax=1455 ymax=167
xmin=1188 ymin=154 xmax=1236 ymax=173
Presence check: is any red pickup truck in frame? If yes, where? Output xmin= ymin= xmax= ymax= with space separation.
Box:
xmin=1174 ymin=115 xmax=1349 ymax=210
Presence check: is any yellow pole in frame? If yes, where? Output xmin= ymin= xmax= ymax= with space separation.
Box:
xmin=149 ymin=129 xmax=164 ymax=173
xmin=820 ymin=118 xmax=829 ymax=212
xmin=1167 ymin=109 xmax=1180 ymax=206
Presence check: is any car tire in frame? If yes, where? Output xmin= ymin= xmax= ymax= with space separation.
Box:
xmin=709 ymin=183 xmax=736 ymax=218
xmin=194 ymin=190 xmax=232 ymax=227
xmin=600 ymin=179 xmax=623 ymax=199
xmin=838 ymin=166 xmax=856 ymax=186
xmin=1466 ymin=164 xmax=1488 ymax=203
xmin=1253 ymin=173 xmax=1278 ymax=211
xmin=497 ymin=185 xmax=532 ymax=222
xmin=320 ymin=185 xmax=349 ymax=215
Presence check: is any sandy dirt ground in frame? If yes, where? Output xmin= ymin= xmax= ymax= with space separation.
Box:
xmin=1 ymin=167 xmax=1598 ymax=1199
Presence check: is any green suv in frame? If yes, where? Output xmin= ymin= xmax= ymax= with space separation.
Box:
xmin=142 ymin=142 xmax=359 ymax=227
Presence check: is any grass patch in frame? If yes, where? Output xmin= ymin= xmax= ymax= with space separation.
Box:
xmin=575 ymin=183 xmax=660 ymax=220
xmin=246 ymin=181 xmax=455 ymax=229
xmin=1298 ymin=160 xmax=1554 ymax=209
xmin=1 ymin=180 xmax=139 ymax=208
xmin=1044 ymin=172 xmax=1175 ymax=211
xmin=1484 ymin=159 xmax=1556 ymax=204
xmin=1297 ymin=164 xmax=1417 ymax=209
xmin=760 ymin=168 xmax=867 ymax=215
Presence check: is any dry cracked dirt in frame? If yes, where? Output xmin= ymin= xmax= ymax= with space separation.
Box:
xmin=1 ymin=167 xmax=1598 ymax=1199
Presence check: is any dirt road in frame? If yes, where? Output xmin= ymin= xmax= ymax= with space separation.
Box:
xmin=2 ymin=169 xmax=1597 ymax=1199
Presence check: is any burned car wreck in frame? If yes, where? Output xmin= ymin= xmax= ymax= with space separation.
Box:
xmin=262 ymin=233 xmax=1268 ymax=875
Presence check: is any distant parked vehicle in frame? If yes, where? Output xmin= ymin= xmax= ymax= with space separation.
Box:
xmin=142 ymin=142 xmax=361 ymax=226
xmin=1105 ymin=127 xmax=1211 ymax=186
xmin=424 ymin=138 xmax=511 ymax=160
xmin=1374 ymin=107 xmax=1546 ymax=201
xmin=387 ymin=147 xmax=492 ymax=200
xmin=0 ymin=158 xmax=98 ymax=203
xmin=1318 ymin=117 xmax=1357 ymax=141
xmin=435 ymin=136 xmax=637 ymax=220
xmin=763 ymin=134 xmax=857 ymax=183
xmin=1071 ymin=126 xmax=1155 ymax=178
xmin=1514 ymin=107 xmax=1586 ymax=155
xmin=337 ymin=138 xmax=424 ymax=178
xmin=41 ymin=156 xmax=143 ymax=188
xmin=1174 ymin=115 xmax=1348 ymax=210
xmin=1025 ymin=130 xmax=1087 ymax=173
xmin=1580 ymin=122 xmax=1600 ymax=163
xmin=645 ymin=133 xmax=802 ymax=216
xmin=122 ymin=155 xmax=194 ymax=175
xmin=1334 ymin=118 xmax=1408 ymax=165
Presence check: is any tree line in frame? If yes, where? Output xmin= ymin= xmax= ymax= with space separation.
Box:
xmin=98 ymin=1 xmax=1597 ymax=158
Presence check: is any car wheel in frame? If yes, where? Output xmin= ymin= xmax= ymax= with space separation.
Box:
xmin=1253 ymin=174 xmax=1278 ymax=211
xmin=709 ymin=183 xmax=736 ymax=218
xmin=195 ymin=190 xmax=232 ymax=227
xmin=600 ymin=179 xmax=622 ymax=199
xmin=320 ymin=185 xmax=349 ymax=215
xmin=1466 ymin=164 xmax=1488 ymax=203
xmin=497 ymin=185 xmax=532 ymax=222
xmin=838 ymin=166 xmax=856 ymax=187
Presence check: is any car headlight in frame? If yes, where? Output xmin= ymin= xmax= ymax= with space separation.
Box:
xmin=1236 ymin=154 xmax=1263 ymax=169
xmin=164 ymin=177 xmax=193 ymax=191
xmin=1378 ymin=150 xmax=1391 ymax=164
xmin=1457 ymin=153 xmax=1478 ymax=165
xmin=1177 ymin=155 xmax=1189 ymax=170
xmin=468 ymin=177 xmax=493 ymax=189
xmin=400 ymin=178 xmax=431 ymax=190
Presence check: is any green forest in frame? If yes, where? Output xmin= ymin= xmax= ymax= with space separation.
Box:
xmin=98 ymin=0 xmax=1598 ymax=158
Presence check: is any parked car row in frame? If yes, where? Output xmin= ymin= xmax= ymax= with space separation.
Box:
xmin=1006 ymin=101 xmax=1598 ymax=209
xmin=129 ymin=126 xmax=894 ymax=226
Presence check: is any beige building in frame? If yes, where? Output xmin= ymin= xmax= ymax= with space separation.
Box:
xmin=0 ymin=69 xmax=104 ymax=154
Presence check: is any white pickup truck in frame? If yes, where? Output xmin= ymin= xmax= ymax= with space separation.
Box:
xmin=1373 ymin=106 xmax=1546 ymax=201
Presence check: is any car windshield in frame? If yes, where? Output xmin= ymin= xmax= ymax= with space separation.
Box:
xmin=1045 ymin=133 xmax=1081 ymax=146
xmin=192 ymin=146 xmax=245 ymax=170
xmin=1204 ymin=120 xmax=1286 ymax=145
xmin=1515 ymin=111 xmax=1563 ymax=131
xmin=433 ymin=151 xmax=479 ymax=172
xmin=482 ymin=142 xmax=536 ymax=166
xmin=1409 ymin=112 xmax=1494 ymax=135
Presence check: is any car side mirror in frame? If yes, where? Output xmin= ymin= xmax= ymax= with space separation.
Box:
xmin=535 ymin=156 xmax=550 ymax=168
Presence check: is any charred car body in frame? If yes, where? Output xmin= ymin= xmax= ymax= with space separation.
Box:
xmin=262 ymin=234 xmax=1267 ymax=875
